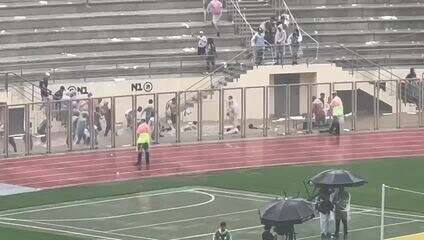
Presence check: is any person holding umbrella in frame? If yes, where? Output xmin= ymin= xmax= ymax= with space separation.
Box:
xmin=315 ymin=187 xmax=335 ymax=239
xmin=260 ymin=198 xmax=315 ymax=240
xmin=262 ymin=225 xmax=277 ymax=240
xmin=309 ymin=169 xmax=365 ymax=239
xmin=334 ymin=187 xmax=351 ymax=239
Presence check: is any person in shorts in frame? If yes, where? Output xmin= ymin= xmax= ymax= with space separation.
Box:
xmin=207 ymin=0 xmax=223 ymax=37
xmin=136 ymin=119 xmax=150 ymax=170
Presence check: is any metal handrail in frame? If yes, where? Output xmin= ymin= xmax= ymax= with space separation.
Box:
xmin=338 ymin=45 xmax=403 ymax=80
xmin=185 ymin=49 xmax=249 ymax=91
xmin=4 ymin=72 xmax=45 ymax=102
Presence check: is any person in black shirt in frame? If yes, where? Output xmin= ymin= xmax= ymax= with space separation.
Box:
xmin=262 ymin=225 xmax=276 ymax=240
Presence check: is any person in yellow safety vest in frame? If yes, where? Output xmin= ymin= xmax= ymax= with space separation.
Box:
xmin=136 ymin=119 xmax=150 ymax=170
xmin=329 ymin=91 xmax=344 ymax=135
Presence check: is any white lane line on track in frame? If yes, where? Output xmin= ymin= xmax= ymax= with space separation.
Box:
xmin=8 ymin=147 xmax=424 ymax=187
xmin=18 ymin=191 xmax=214 ymax=222
xmin=7 ymin=139 xmax=422 ymax=181
xmin=4 ymin=133 xmax=424 ymax=173
xmin=2 ymin=130 xmax=423 ymax=166
xmin=0 ymin=188 xmax=196 ymax=217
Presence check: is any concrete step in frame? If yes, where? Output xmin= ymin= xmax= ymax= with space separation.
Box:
xmin=0 ymin=8 xmax=207 ymax=29
xmin=332 ymin=53 xmax=424 ymax=68
xmin=284 ymin=29 xmax=424 ymax=44
xmin=0 ymin=35 xmax=244 ymax=58
xmin=0 ymin=0 xmax=201 ymax=16
xmin=241 ymin=3 xmax=424 ymax=18
xmin=0 ymin=21 xmax=235 ymax=44
xmin=0 ymin=47 xmax=245 ymax=69
xmin=272 ymin=0 xmax=421 ymax=6
xmin=249 ymin=16 xmax=424 ymax=32
xmin=238 ymin=0 xmax=420 ymax=7
xmin=4 ymin=61 xmax=214 ymax=82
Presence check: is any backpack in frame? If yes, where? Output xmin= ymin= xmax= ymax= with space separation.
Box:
xmin=210 ymin=0 xmax=222 ymax=15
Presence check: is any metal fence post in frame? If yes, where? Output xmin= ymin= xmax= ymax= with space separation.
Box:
xmin=241 ymin=88 xmax=246 ymax=138
xmin=373 ymin=82 xmax=378 ymax=131
xmin=24 ymin=104 xmax=30 ymax=156
xmin=263 ymin=86 xmax=268 ymax=137
xmin=154 ymin=93 xmax=160 ymax=144
xmin=176 ymin=92 xmax=181 ymax=143
xmin=68 ymin=100 xmax=73 ymax=151
xmin=285 ymin=85 xmax=290 ymax=135
xmin=197 ymin=91 xmax=203 ymax=142
xmin=354 ymin=82 xmax=358 ymax=132
xmin=4 ymin=105 xmax=9 ymax=158
xmin=351 ymin=82 xmax=356 ymax=131
xmin=219 ymin=89 xmax=224 ymax=140
xmin=89 ymin=98 xmax=95 ymax=150
xmin=307 ymin=84 xmax=312 ymax=133
xmin=46 ymin=100 xmax=52 ymax=153
xmin=111 ymin=97 xmax=116 ymax=148
xmin=376 ymin=81 xmax=380 ymax=130
xmin=132 ymin=95 xmax=137 ymax=146
xmin=396 ymin=81 xmax=401 ymax=128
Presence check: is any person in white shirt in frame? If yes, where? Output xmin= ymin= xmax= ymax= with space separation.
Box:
xmin=274 ymin=24 xmax=287 ymax=65
xmin=226 ymin=96 xmax=239 ymax=128
xmin=213 ymin=222 xmax=232 ymax=240
xmin=197 ymin=31 xmax=207 ymax=55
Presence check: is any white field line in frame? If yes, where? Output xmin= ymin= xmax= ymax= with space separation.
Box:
xmin=108 ymin=209 xmax=258 ymax=233
xmin=0 ymin=217 xmax=157 ymax=240
xmin=169 ymin=225 xmax=263 ymax=240
xmin=169 ymin=220 xmax=419 ymax=240
xmin=0 ymin=220 xmax=123 ymax=240
xmin=0 ymin=188 xmax=195 ymax=217
xmin=297 ymin=220 xmax=418 ymax=240
xmin=24 ymin=191 xmax=214 ymax=222
xmin=201 ymin=188 xmax=424 ymax=221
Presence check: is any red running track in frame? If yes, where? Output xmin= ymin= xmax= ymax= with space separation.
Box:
xmin=1 ymin=129 xmax=424 ymax=189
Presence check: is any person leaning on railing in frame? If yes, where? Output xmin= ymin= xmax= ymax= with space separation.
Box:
xmin=274 ymin=23 xmax=287 ymax=65
xmin=251 ymin=27 xmax=266 ymax=65
xmin=287 ymin=28 xmax=302 ymax=65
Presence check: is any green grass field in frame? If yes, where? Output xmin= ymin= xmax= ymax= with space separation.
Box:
xmin=0 ymin=156 xmax=423 ymax=239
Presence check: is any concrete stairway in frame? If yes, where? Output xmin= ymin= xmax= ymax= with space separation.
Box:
xmin=0 ymin=0 xmax=246 ymax=83
xmin=236 ymin=0 xmax=424 ymax=67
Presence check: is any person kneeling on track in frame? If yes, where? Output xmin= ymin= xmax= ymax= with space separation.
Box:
xmin=135 ymin=119 xmax=150 ymax=170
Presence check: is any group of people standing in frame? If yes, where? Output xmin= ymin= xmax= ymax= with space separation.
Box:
xmin=312 ymin=91 xmax=344 ymax=135
xmin=316 ymin=186 xmax=351 ymax=239
xmin=251 ymin=13 xmax=303 ymax=66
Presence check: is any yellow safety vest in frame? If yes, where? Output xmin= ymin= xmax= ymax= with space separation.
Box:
xmin=137 ymin=132 xmax=150 ymax=144
xmin=333 ymin=105 xmax=344 ymax=117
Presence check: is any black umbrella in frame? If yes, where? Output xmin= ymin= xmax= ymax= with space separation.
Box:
xmin=260 ymin=198 xmax=315 ymax=225
xmin=310 ymin=169 xmax=366 ymax=187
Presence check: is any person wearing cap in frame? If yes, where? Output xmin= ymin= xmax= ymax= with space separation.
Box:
xmin=135 ymin=119 xmax=150 ymax=170
xmin=274 ymin=23 xmax=287 ymax=65
xmin=197 ymin=31 xmax=207 ymax=55
xmin=213 ymin=222 xmax=232 ymax=240
xmin=329 ymin=91 xmax=343 ymax=135
xmin=251 ymin=27 xmax=266 ymax=65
